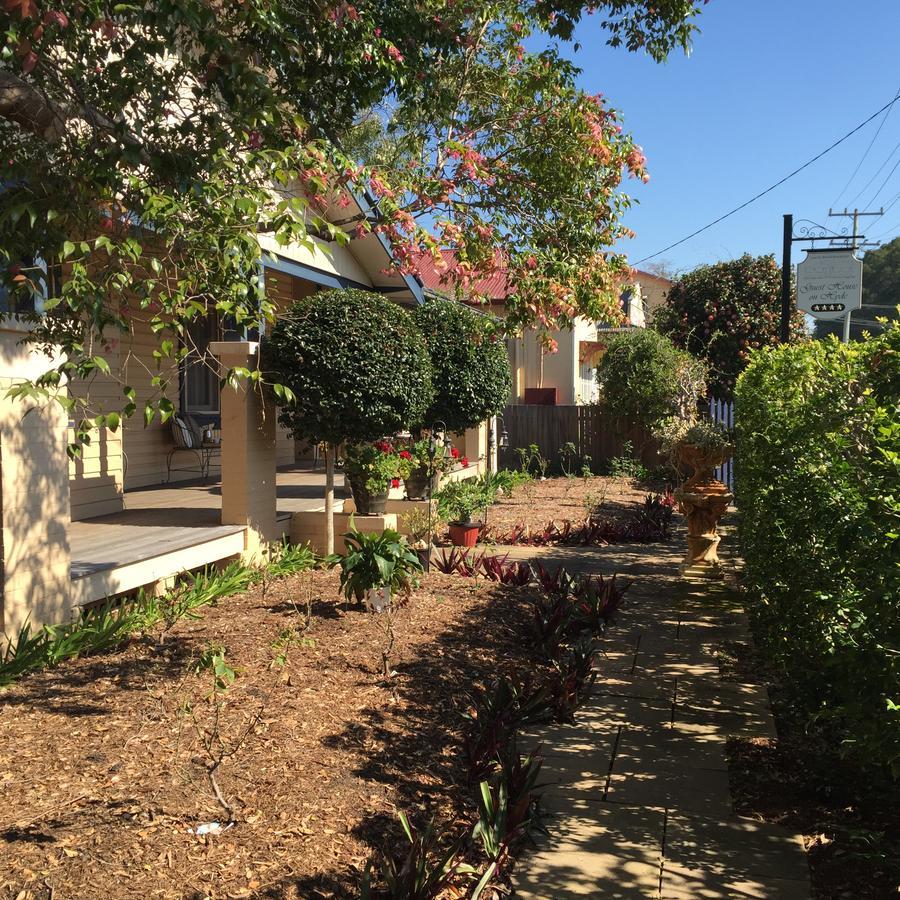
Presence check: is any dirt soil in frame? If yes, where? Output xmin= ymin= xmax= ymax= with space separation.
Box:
xmin=480 ymin=474 xmax=666 ymax=538
xmin=0 ymin=569 xmax=540 ymax=900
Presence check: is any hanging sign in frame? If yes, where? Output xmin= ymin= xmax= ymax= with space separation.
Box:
xmin=796 ymin=249 xmax=863 ymax=320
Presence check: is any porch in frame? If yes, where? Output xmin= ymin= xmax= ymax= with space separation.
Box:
xmin=68 ymin=465 xmax=348 ymax=605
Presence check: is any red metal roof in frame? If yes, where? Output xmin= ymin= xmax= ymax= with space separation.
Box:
xmin=415 ymin=249 xmax=514 ymax=301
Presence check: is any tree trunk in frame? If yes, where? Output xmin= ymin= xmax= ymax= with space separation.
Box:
xmin=324 ymin=443 xmax=335 ymax=556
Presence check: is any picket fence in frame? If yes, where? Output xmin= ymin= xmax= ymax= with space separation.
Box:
xmin=709 ymin=396 xmax=735 ymax=491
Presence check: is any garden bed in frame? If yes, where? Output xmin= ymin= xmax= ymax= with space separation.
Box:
xmin=0 ymin=568 xmax=543 ymax=898
xmin=485 ymin=474 xmax=660 ymax=533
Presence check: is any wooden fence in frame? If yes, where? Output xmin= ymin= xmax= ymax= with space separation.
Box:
xmin=498 ymin=404 xmax=662 ymax=473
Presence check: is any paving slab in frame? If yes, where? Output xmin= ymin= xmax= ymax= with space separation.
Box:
xmin=512 ymin=804 xmax=665 ymax=899
xmin=579 ymin=695 xmax=674 ymax=730
xmin=664 ymin=812 xmax=809 ymax=882
xmin=660 ymin=867 xmax=812 ymax=900
xmin=675 ymin=677 xmax=771 ymax=718
xmin=674 ymin=705 xmax=777 ymax=740
xmin=606 ymin=766 xmax=733 ymax=817
xmin=613 ymin=722 xmax=728 ymax=772
xmin=518 ymin=723 xmax=619 ymax=758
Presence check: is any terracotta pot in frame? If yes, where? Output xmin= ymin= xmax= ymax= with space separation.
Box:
xmin=676 ymin=442 xmax=734 ymax=488
xmin=448 ymin=522 xmax=481 ymax=547
xmin=348 ymin=477 xmax=389 ymax=515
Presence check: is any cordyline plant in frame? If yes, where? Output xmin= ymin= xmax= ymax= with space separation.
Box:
xmin=0 ymin=0 xmax=706 ymax=439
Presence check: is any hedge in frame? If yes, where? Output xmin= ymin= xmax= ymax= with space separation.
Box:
xmin=264 ymin=288 xmax=434 ymax=444
xmin=735 ymin=322 xmax=900 ymax=774
xmin=413 ymin=297 xmax=511 ymax=433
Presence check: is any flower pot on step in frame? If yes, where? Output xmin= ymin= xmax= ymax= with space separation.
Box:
xmin=448 ymin=521 xmax=481 ymax=547
xmin=404 ymin=466 xmax=438 ymax=500
xmin=348 ymin=476 xmax=389 ymax=515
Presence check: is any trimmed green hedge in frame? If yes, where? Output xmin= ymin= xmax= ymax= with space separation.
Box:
xmin=413 ymin=297 xmax=511 ymax=433
xmin=735 ymin=323 xmax=900 ymax=774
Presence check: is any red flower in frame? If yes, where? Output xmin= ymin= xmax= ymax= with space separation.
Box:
xmin=374 ymin=440 xmax=392 ymax=453
xmin=391 ymin=478 xmax=400 ymax=488
xmin=399 ymin=449 xmax=412 ymax=460
xmin=450 ymin=447 xmax=460 ymax=459
xmin=461 ymin=456 xmax=469 ymax=467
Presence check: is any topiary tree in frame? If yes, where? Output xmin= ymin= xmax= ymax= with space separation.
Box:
xmin=412 ymin=297 xmax=511 ymax=434
xmin=654 ymin=254 xmax=806 ymax=397
xmin=596 ymin=329 xmax=706 ymax=434
xmin=264 ymin=289 xmax=433 ymax=554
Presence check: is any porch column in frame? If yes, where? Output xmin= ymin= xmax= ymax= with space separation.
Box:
xmin=464 ymin=421 xmax=489 ymax=475
xmin=210 ymin=341 xmax=278 ymax=560
xmin=0 ymin=325 xmax=73 ymax=636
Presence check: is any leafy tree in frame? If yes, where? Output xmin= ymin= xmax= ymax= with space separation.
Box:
xmin=264 ymin=288 xmax=433 ymax=553
xmin=0 ymin=0 xmax=705 ymax=435
xmin=412 ymin=298 xmax=511 ymax=433
xmin=654 ymin=254 xmax=806 ymax=397
xmin=815 ymin=237 xmax=900 ymax=341
xmin=595 ymin=328 xmax=706 ymax=432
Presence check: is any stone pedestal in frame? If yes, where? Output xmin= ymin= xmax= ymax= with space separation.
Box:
xmin=675 ymin=482 xmax=733 ymax=576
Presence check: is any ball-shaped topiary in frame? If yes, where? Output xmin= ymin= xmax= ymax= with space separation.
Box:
xmin=596 ymin=328 xmax=706 ymax=432
xmin=264 ymin=288 xmax=434 ymax=444
xmin=413 ymin=297 xmax=511 ymax=433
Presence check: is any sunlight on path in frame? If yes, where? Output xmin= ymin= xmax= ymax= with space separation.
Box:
xmin=501 ymin=529 xmax=811 ymax=899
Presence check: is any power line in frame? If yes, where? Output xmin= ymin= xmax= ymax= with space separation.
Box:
xmin=866 ymin=151 xmax=900 ymax=208
xmin=832 ymin=84 xmax=900 ymax=207
xmin=846 ymin=136 xmax=900 ymax=208
xmin=634 ymin=92 xmax=900 ymax=265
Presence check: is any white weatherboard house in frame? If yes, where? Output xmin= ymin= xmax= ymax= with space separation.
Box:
xmin=0 ymin=188 xmax=491 ymax=639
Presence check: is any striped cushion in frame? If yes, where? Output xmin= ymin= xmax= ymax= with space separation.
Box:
xmin=171 ymin=415 xmax=198 ymax=449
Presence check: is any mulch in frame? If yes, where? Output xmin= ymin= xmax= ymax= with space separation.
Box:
xmin=0 ymin=475 xmax=660 ymax=900
xmin=0 ymin=569 xmax=539 ymax=899
xmin=461 ymin=474 xmax=665 ymax=545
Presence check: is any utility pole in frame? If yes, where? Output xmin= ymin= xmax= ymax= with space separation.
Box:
xmin=827 ymin=208 xmax=883 ymax=342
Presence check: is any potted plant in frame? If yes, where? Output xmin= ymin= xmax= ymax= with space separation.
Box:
xmin=675 ymin=420 xmax=733 ymax=488
xmin=401 ymin=506 xmax=434 ymax=568
xmin=344 ymin=440 xmax=412 ymax=515
xmin=439 ymin=481 xmax=484 ymax=547
xmin=403 ymin=437 xmax=450 ymax=500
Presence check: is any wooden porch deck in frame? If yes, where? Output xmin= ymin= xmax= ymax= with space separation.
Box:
xmin=68 ymin=466 xmax=347 ymax=604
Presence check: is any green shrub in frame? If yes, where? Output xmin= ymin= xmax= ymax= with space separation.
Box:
xmin=656 ymin=253 xmax=807 ymax=397
xmin=735 ymin=323 xmax=900 ymax=774
xmin=596 ymin=328 xmax=706 ymax=431
xmin=337 ymin=526 xmax=423 ymax=603
xmin=412 ymin=297 xmax=511 ymax=433
xmin=265 ymin=288 xmax=434 ymax=444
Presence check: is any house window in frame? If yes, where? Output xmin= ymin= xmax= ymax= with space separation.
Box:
xmin=0 ymin=256 xmax=61 ymax=315
xmin=183 ymin=314 xmax=220 ymax=414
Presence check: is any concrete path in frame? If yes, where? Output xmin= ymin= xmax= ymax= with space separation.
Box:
xmin=501 ymin=528 xmax=811 ymax=899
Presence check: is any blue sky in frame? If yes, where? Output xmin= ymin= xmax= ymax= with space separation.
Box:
xmin=544 ymin=1 xmax=900 ymax=274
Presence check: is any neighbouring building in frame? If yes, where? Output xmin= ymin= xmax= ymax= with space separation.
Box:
xmin=416 ymin=250 xmax=649 ymax=406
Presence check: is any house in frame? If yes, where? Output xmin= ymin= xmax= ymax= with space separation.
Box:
xmin=0 ymin=187 xmax=488 ymax=638
xmin=416 ymin=250 xmax=648 ymax=406
xmin=632 ymin=269 xmax=674 ymax=322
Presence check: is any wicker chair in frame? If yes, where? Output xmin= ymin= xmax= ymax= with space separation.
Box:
xmin=166 ymin=414 xmax=221 ymax=482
